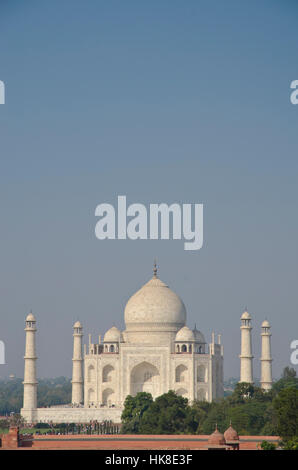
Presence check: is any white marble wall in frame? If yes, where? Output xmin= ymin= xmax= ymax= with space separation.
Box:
xmin=24 ymin=406 xmax=123 ymax=424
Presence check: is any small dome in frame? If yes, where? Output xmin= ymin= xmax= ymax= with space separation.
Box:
xmin=26 ymin=312 xmax=36 ymax=322
xmin=193 ymin=327 xmax=205 ymax=343
xmin=175 ymin=326 xmax=195 ymax=342
xmin=103 ymin=326 xmax=122 ymax=342
xmin=208 ymin=427 xmax=226 ymax=446
xmin=224 ymin=425 xmax=239 ymax=442
xmin=241 ymin=310 xmax=251 ymax=320
xmin=73 ymin=321 xmax=82 ymax=328
xmin=262 ymin=320 xmax=270 ymax=327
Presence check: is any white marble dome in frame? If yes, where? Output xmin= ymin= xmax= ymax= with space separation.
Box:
xmin=241 ymin=310 xmax=251 ymax=320
xmin=175 ymin=326 xmax=194 ymax=342
xmin=26 ymin=312 xmax=36 ymax=321
xmin=124 ymin=274 xmax=186 ymax=332
xmin=193 ymin=328 xmax=205 ymax=343
xmin=103 ymin=326 xmax=122 ymax=342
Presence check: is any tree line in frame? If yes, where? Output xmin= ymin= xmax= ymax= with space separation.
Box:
xmin=0 ymin=377 xmax=71 ymax=415
xmin=121 ymin=367 xmax=298 ymax=449
xmin=0 ymin=368 xmax=297 ymax=449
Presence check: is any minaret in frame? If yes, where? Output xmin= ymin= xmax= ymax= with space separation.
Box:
xmin=71 ymin=321 xmax=83 ymax=405
xmin=260 ymin=320 xmax=272 ymax=390
xmin=22 ymin=312 xmax=38 ymax=420
xmin=239 ymin=310 xmax=253 ymax=383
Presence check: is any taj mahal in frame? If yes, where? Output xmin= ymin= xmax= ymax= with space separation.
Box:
xmin=20 ymin=264 xmax=272 ymax=424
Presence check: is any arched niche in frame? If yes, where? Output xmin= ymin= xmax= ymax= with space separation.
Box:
xmin=130 ymin=361 xmax=160 ymax=398
xmin=102 ymin=364 xmax=115 ymax=383
xmin=102 ymin=388 xmax=115 ymax=406
xmin=175 ymin=364 xmax=188 ymax=383
xmin=87 ymin=364 xmax=95 ymax=382
xmin=197 ymin=364 xmax=207 ymax=383
xmin=88 ymin=388 xmax=95 ymax=404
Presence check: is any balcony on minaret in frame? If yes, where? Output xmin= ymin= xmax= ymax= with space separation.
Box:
xmin=25 ymin=312 xmax=36 ymax=331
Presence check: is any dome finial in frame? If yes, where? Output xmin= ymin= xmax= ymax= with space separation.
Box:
xmin=153 ymin=259 xmax=158 ymax=278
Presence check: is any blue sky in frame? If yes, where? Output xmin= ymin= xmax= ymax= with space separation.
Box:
xmin=0 ymin=0 xmax=297 ymax=379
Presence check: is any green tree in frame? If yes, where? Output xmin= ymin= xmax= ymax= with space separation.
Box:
xmin=232 ymin=382 xmax=255 ymax=402
xmin=9 ymin=413 xmax=25 ymax=427
xmin=282 ymin=367 xmax=296 ymax=379
xmin=260 ymin=440 xmax=276 ymax=450
xmin=184 ymin=407 xmax=200 ymax=434
xmin=260 ymin=404 xmax=276 ymax=436
xmin=199 ymin=400 xmax=227 ymax=434
xmin=188 ymin=400 xmax=211 ymax=434
xmin=139 ymin=390 xmax=189 ymax=434
xmin=282 ymin=437 xmax=298 ymax=450
xmin=0 ymin=377 xmax=72 ymax=415
xmin=121 ymin=392 xmax=153 ymax=434
xmin=273 ymin=388 xmax=298 ymax=441
xmin=271 ymin=373 xmax=298 ymax=395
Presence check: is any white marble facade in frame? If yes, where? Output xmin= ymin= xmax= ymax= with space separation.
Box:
xmin=21 ymin=266 xmax=224 ymax=423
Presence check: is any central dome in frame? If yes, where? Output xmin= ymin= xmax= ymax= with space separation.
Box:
xmin=124 ymin=273 xmax=186 ymax=334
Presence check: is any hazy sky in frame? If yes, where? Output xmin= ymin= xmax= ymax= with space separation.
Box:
xmin=0 ymin=0 xmax=297 ymax=380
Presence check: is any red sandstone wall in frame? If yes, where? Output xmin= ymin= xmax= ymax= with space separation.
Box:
xmin=30 ymin=434 xmax=280 ymax=451
xmin=0 ymin=429 xmax=280 ymax=450
xmin=0 ymin=429 xmax=19 ymax=449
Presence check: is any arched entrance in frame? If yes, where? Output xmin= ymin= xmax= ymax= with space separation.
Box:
xmin=102 ymin=388 xmax=115 ymax=406
xmin=130 ymin=361 xmax=160 ymax=398
xmin=87 ymin=388 xmax=95 ymax=404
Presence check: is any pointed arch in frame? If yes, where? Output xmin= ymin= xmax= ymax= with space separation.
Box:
xmin=102 ymin=388 xmax=115 ymax=406
xmin=130 ymin=361 xmax=160 ymax=398
xmin=87 ymin=388 xmax=95 ymax=403
xmin=102 ymin=364 xmax=115 ymax=383
xmin=175 ymin=364 xmax=188 ymax=383
xmin=197 ymin=364 xmax=207 ymax=382
xmin=87 ymin=364 xmax=95 ymax=382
